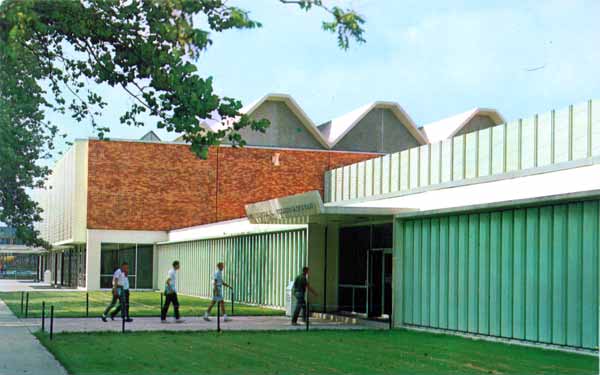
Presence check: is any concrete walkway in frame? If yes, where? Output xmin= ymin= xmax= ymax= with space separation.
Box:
xmin=0 ymin=299 xmax=67 ymax=375
xmin=0 ymin=279 xmax=77 ymax=292
xmin=23 ymin=315 xmax=386 ymax=333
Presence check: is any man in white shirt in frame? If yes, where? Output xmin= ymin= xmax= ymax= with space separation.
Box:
xmin=161 ymin=260 xmax=184 ymax=323
xmin=203 ymin=262 xmax=231 ymax=322
xmin=105 ymin=262 xmax=133 ymax=322
xmin=101 ymin=263 xmax=125 ymax=323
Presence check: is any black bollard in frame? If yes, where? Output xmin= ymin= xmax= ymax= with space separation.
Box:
xmin=230 ymin=289 xmax=234 ymax=316
xmin=122 ymin=315 xmax=125 ymax=334
xmin=50 ymin=306 xmax=54 ymax=340
xmin=86 ymin=293 xmax=89 ymax=317
xmin=41 ymin=301 xmax=45 ymax=332
xmin=25 ymin=292 xmax=29 ymax=318
xmin=20 ymin=292 xmax=24 ymax=314
xmin=217 ymin=303 xmax=221 ymax=333
xmin=160 ymin=292 xmax=163 ymax=311
xmin=305 ymin=294 xmax=310 ymax=332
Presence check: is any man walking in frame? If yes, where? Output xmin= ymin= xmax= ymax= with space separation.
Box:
xmin=161 ymin=260 xmax=184 ymax=323
xmin=104 ymin=262 xmax=133 ymax=323
xmin=292 ymin=266 xmax=317 ymax=326
xmin=101 ymin=263 xmax=126 ymax=323
xmin=203 ymin=262 xmax=231 ymax=322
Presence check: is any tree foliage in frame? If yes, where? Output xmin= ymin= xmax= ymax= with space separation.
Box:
xmin=0 ymin=0 xmax=365 ymax=247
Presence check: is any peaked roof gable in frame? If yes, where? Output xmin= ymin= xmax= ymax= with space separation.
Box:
xmin=140 ymin=130 xmax=162 ymax=142
xmin=196 ymin=93 xmax=329 ymax=148
xmin=420 ymin=108 xmax=505 ymax=143
xmin=320 ymin=101 xmax=427 ymax=148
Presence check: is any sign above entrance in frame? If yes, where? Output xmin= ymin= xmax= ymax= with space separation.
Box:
xmin=246 ymin=190 xmax=325 ymax=224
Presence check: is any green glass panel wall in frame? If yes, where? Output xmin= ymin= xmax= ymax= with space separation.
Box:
xmin=157 ymin=229 xmax=307 ymax=308
xmin=397 ymin=200 xmax=599 ymax=350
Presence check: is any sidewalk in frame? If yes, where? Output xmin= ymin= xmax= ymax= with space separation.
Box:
xmin=0 ymin=299 xmax=67 ymax=375
xmin=22 ymin=315 xmax=387 ymax=334
xmin=0 ymin=279 xmax=77 ymax=292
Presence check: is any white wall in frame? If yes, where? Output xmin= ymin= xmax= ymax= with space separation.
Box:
xmin=85 ymin=229 xmax=168 ymax=290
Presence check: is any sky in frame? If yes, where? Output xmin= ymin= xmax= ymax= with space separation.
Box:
xmin=47 ymin=0 xmax=600 ymax=161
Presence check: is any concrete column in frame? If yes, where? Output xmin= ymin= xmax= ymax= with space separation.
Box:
xmin=85 ymin=230 xmax=101 ymax=290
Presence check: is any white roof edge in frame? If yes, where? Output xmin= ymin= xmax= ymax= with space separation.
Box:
xmin=326 ymin=101 xmax=427 ymax=148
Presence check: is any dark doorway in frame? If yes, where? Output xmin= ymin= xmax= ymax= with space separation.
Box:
xmin=338 ymin=223 xmax=393 ymax=319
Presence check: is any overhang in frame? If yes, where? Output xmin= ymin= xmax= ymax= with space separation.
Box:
xmin=245 ymin=190 xmax=415 ymax=225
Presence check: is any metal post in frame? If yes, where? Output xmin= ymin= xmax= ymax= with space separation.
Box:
xmin=20 ymin=292 xmax=24 ymax=314
xmin=25 ymin=292 xmax=29 ymax=318
xmin=122 ymin=315 xmax=125 ymax=334
xmin=352 ymin=288 xmax=355 ymax=313
xmin=305 ymin=292 xmax=310 ymax=332
xmin=323 ymin=226 xmax=328 ymax=313
xmin=41 ymin=301 xmax=45 ymax=332
xmin=86 ymin=293 xmax=89 ymax=317
xmin=50 ymin=306 xmax=54 ymax=340
xmin=230 ymin=289 xmax=234 ymax=316
xmin=160 ymin=292 xmax=163 ymax=311
xmin=217 ymin=302 xmax=221 ymax=333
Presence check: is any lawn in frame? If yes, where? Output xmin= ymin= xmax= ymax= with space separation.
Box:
xmin=0 ymin=291 xmax=283 ymax=318
xmin=35 ymin=329 xmax=596 ymax=375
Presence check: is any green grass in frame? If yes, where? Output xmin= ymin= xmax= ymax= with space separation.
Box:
xmin=35 ymin=329 xmax=596 ymax=375
xmin=0 ymin=291 xmax=283 ymax=318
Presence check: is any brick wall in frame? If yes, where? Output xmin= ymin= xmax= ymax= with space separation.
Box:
xmin=87 ymin=140 xmax=377 ymax=231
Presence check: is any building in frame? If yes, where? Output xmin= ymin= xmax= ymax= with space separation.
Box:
xmin=153 ymin=98 xmax=600 ymax=352
xmin=0 ymin=226 xmax=42 ymax=279
xmin=35 ymin=94 xmax=600 ymax=351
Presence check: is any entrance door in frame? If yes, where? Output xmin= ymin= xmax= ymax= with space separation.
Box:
xmin=383 ymin=253 xmax=393 ymax=316
xmin=368 ymin=248 xmax=392 ymax=318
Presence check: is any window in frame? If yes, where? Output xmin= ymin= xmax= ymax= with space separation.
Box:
xmin=100 ymin=243 xmax=153 ymax=289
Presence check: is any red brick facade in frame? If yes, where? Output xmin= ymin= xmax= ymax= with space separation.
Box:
xmin=87 ymin=140 xmax=378 ymax=231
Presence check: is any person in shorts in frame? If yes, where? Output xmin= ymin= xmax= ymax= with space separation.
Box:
xmin=203 ymin=262 xmax=231 ymax=322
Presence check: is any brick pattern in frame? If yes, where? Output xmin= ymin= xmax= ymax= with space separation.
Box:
xmin=87 ymin=141 xmax=217 ymax=231
xmin=87 ymin=141 xmax=378 ymax=231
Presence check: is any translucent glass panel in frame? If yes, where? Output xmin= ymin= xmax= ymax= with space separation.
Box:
xmin=409 ymin=147 xmax=420 ymax=189
xmin=419 ymin=145 xmax=430 ymax=187
xmin=465 ymin=132 xmax=478 ymax=179
xmin=390 ymin=153 xmax=400 ymax=192
xmin=440 ymin=139 xmax=453 ymax=183
xmin=537 ymin=112 xmax=553 ymax=167
xmin=491 ymin=125 xmax=505 ymax=174
xmin=592 ymin=100 xmax=600 ymax=156
xmin=381 ymin=154 xmax=391 ymax=194
xmin=554 ymin=108 xmax=570 ymax=163
xmin=430 ymin=142 xmax=441 ymax=185
xmin=506 ymin=120 xmax=520 ymax=172
xmin=452 ymin=135 xmax=465 ymax=180
xmin=572 ymin=102 xmax=589 ymax=160
xmin=521 ymin=117 xmax=536 ymax=170
xmin=399 ymin=150 xmax=409 ymax=191
xmin=478 ymin=128 xmax=491 ymax=177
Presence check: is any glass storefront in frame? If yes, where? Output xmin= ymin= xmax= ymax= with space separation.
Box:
xmin=100 ymin=243 xmax=154 ymax=289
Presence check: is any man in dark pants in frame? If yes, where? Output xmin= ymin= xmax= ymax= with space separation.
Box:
xmin=161 ymin=260 xmax=184 ymax=323
xmin=101 ymin=262 xmax=129 ymax=322
xmin=291 ymin=266 xmax=317 ymax=326
xmin=103 ymin=262 xmax=133 ymax=322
